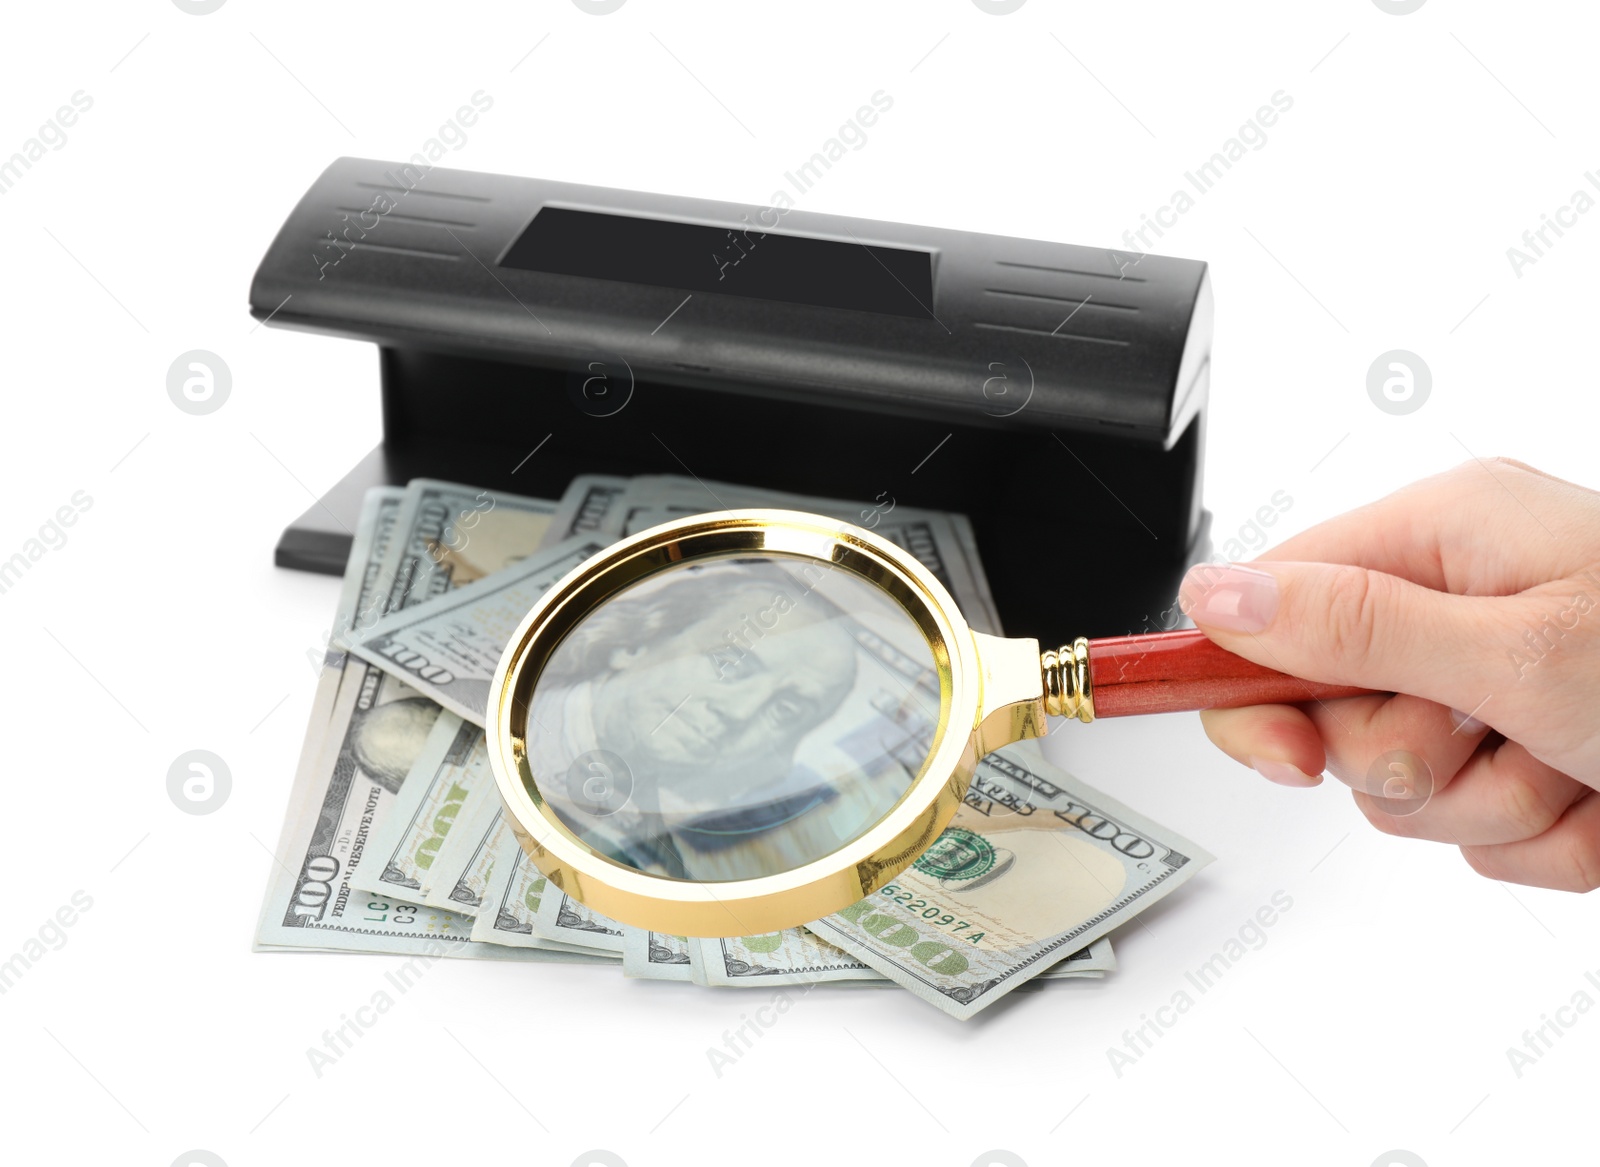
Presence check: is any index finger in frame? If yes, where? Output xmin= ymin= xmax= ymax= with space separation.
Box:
xmin=1256 ymin=458 xmax=1592 ymax=593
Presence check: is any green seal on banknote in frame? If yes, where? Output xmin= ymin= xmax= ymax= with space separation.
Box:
xmin=912 ymin=827 xmax=997 ymax=882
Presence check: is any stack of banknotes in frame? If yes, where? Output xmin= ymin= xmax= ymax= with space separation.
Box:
xmin=255 ymin=474 xmax=1212 ymax=1019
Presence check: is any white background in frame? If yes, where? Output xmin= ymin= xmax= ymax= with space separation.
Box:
xmin=1 ymin=2 xmax=1594 ymax=1165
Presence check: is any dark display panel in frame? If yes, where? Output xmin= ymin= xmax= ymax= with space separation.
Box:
xmin=500 ymin=207 xmax=935 ymax=318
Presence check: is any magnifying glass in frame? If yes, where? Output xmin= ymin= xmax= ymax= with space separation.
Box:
xmin=487 ymin=509 xmax=1370 ymax=937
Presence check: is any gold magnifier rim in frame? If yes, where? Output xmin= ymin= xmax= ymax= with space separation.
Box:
xmin=485 ymin=508 xmax=984 ymax=937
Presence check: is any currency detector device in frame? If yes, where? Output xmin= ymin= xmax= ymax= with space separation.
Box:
xmin=249 ymin=156 xmax=1213 ymax=637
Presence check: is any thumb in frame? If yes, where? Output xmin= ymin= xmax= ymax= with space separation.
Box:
xmin=1177 ymin=559 xmax=1520 ymax=712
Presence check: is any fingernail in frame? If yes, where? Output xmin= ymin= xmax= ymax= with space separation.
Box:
xmin=1179 ymin=563 xmax=1280 ymax=633
xmin=1449 ymin=707 xmax=1488 ymax=734
xmin=1248 ymin=756 xmax=1322 ymax=787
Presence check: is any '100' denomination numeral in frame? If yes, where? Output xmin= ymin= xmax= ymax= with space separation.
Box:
xmin=291 ymin=855 xmax=340 ymax=920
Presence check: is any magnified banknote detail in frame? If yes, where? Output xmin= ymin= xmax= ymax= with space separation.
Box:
xmin=528 ymin=554 xmax=941 ymax=882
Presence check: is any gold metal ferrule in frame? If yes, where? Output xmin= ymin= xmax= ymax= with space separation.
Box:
xmin=1041 ymin=637 xmax=1094 ymax=723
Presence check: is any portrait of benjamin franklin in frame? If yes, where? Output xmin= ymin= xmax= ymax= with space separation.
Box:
xmin=524 ymin=556 xmax=940 ymax=881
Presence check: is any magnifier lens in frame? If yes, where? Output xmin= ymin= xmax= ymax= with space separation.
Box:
xmin=525 ymin=553 xmax=942 ymax=882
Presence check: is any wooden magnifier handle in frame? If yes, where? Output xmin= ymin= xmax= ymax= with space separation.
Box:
xmin=1042 ymin=630 xmax=1376 ymax=721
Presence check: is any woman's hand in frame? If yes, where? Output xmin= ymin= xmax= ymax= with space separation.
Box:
xmin=1179 ymin=459 xmax=1600 ymax=891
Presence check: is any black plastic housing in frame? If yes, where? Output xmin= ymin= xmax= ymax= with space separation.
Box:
xmin=250 ymin=157 xmax=1213 ymax=638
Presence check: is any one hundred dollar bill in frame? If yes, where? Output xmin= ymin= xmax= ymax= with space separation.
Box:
xmin=622 ymin=929 xmax=695 ymax=982
xmin=321 ymin=487 xmax=406 ymax=677
xmin=418 ymin=795 xmax=506 ymax=915
xmin=615 ymin=475 xmax=1001 ymax=634
xmin=256 ymin=484 xmax=611 ymax=962
xmin=689 ymin=929 xmax=884 ymax=987
xmin=346 ymin=535 xmax=610 ymax=726
xmin=326 ymin=476 xmax=1072 ymax=986
xmin=1036 ymin=937 xmax=1116 ymax=981
xmin=359 ymin=478 xmax=559 ymax=627
xmin=262 ymin=487 xmax=404 ymax=893
xmin=689 ymin=927 xmax=1113 ymax=989
xmin=345 ymin=476 xmax=1000 ymax=954
xmin=808 ymin=741 xmax=1212 ymax=1019
xmin=468 ymin=836 xmax=619 ymax=957
xmin=539 ymin=473 xmax=631 ymax=547
xmin=337 ymin=483 xmax=619 ymax=911
xmin=349 ymin=712 xmax=494 ymax=902
xmin=263 ymin=475 xmax=1201 ymax=1009
xmin=532 ymin=888 xmax=628 ymax=954
xmin=312 ymin=477 xmax=561 ymax=839
xmin=347 ymin=481 xmax=998 ymax=729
